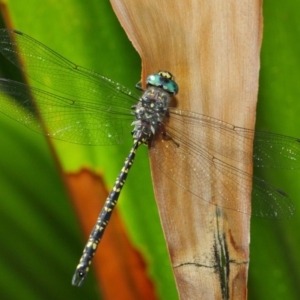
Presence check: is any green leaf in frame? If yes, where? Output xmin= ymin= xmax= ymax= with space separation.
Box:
xmin=0 ymin=0 xmax=176 ymax=299
xmin=0 ymin=99 xmax=100 ymax=298
xmin=249 ymin=1 xmax=300 ymax=299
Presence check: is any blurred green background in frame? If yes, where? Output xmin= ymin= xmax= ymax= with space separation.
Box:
xmin=0 ymin=0 xmax=299 ymax=299
xmin=249 ymin=2 xmax=300 ymax=299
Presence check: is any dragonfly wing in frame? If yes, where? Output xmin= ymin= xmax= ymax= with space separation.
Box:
xmin=150 ymin=111 xmax=295 ymax=218
xmin=169 ymin=108 xmax=300 ymax=169
xmin=0 ymin=79 xmax=133 ymax=145
xmin=253 ymin=131 xmax=300 ymax=168
xmin=150 ymin=131 xmax=252 ymax=215
xmin=0 ymin=29 xmax=139 ymax=113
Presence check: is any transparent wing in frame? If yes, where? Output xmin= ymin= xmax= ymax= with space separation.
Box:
xmin=0 ymin=79 xmax=134 ymax=145
xmin=253 ymin=131 xmax=300 ymax=168
xmin=0 ymin=29 xmax=139 ymax=113
xmin=149 ymin=109 xmax=297 ymax=218
xmin=168 ymin=109 xmax=300 ymax=169
xmin=0 ymin=29 xmax=140 ymax=145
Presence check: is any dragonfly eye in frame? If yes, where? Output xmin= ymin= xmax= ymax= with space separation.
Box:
xmin=146 ymin=71 xmax=179 ymax=95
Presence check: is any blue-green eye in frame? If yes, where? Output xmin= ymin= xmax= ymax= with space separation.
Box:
xmin=146 ymin=71 xmax=179 ymax=95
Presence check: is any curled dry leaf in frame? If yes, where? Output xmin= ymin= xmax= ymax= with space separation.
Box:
xmin=111 ymin=0 xmax=262 ymax=299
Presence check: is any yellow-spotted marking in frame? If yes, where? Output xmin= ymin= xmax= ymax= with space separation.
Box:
xmin=72 ymin=71 xmax=175 ymax=287
xmin=72 ymin=140 xmax=142 ymax=286
xmin=158 ymin=70 xmax=173 ymax=79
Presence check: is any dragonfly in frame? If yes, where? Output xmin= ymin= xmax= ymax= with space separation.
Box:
xmin=0 ymin=29 xmax=298 ymax=286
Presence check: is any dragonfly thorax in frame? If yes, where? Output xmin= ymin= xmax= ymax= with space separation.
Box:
xmin=131 ymin=86 xmax=171 ymax=144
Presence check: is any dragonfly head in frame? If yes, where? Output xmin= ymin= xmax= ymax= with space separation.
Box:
xmin=146 ymin=71 xmax=179 ymax=95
